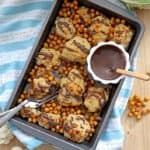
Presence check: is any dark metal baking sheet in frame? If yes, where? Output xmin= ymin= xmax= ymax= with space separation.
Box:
xmin=6 ymin=0 xmax=144 ymax=150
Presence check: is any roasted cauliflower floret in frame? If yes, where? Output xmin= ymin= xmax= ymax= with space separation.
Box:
xmin=64 ymin=114 xmax=91 ymax=143
xmin=36 ymin=48 xmax=60 ymax=70
xmin=38 ymin=113 xmax=60 ymax=129
xmin=55 ymin=18 xmax=76 ymax=40
xmin=84 ymin=87 xmax=107 ymax=112
xmin=61 ymin=36 xmax=91 ymax=64
xmin=77 ymin=7 xmax=91 ymax=23
xmin=57 ymin=69 xmax=85 ymax=106
xmin=112 ymin=24 xmax=134 ymax=48
xmin=33 ymin=77 xmax=50 ymax=94
xmin=89 ymin=15 xmax=110 ymax=45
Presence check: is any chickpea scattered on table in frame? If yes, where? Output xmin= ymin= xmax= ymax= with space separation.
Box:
xmin=128 ymin=95 xmax=150 ymax=120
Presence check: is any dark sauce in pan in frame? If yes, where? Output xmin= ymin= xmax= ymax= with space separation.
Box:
xmin=91 ymin=45 xmax=126 ymax=80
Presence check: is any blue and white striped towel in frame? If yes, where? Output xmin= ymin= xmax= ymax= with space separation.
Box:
xmin=0 ymin=0 xmax=136 ymax=150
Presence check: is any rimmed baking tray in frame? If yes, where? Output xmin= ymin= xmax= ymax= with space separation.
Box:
xmin=6 ymin=0 xmax=144 ymax=150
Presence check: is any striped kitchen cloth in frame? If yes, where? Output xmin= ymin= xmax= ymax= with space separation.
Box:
xmin=0 ymin=0 xmax=136 ymax=150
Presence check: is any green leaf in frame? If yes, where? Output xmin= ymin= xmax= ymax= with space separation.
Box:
xmin=121 ymin=0 xmax=150 ymax=8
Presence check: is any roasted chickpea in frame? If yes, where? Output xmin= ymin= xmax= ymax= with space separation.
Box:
xmin=121 ymin=19 xmax=126 ymax=24
xmin=95 ymin=11 xmax=100 ymax=16
xmin=44 ymin=107 xmax=49 ymax=113
xmin=91 ymin=13 xmax=95 ymax=18
xmin=29 ymin=89 xmax=34 ymax=96
xmin=128 ymin=112 xmax=133 ymax=117
xmin=18 ymin=98 xmax=23 ymax=103
xmin=44 ymin=42 xmax=48 ymax=48
xmin=51 ymin=128 xmax=56 ymax=132
xmin=116 ymin=18 xmax=121 ymax=24
xmin=27 ymin=78 xmax=32 ymax=83
xmin=28 ymin=118 xmax=32 ymax=122
xmin=20 ymin=94 xmax=25 ymax=99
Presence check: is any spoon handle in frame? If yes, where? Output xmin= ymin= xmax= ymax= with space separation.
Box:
xmin=0 ymin=100 xmax=28 ymax=127
xmin=116 ymin=68 xmax=150 ymax=81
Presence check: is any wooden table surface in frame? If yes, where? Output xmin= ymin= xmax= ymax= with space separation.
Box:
xmin=122 ymin=9 xmax=150 ymax=150
xmin=1 ymin=9 xmax=150 ymax=150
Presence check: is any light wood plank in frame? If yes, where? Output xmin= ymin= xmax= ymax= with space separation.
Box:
xmin=122 ymin=9 xmax=150 ymax=150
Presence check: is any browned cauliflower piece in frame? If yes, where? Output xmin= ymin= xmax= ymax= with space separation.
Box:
xmin=61 ymin=36 xmax=91 ymax=64
xmin=57 ymin=69 xmax=85 ymax=106
xmin=36 ymin=48 xmax=60 ymax=70
xmin=33 ymin=77 xmax=49 ymax=92
xmin=112 ymin=24 xmax=134 ymax=48
xmin=20 ymin=107 xmax=40 ymax=119
xmin=77 ymin=7 xmax=91 ymax=23
xmin=55 ymin=18 xmax=76 ymax=40
xmin=84 ymin=87 xmax=107 ymax=112
xmin=63 ymin=114 xmax=91 ymax=143
xmin=32 ymin=77 xmax=51 ymax=96
xmin=38 ymin=113 xmax=60 ymax=129
xmin=89 ymin=15 xmax=110 ymax=45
